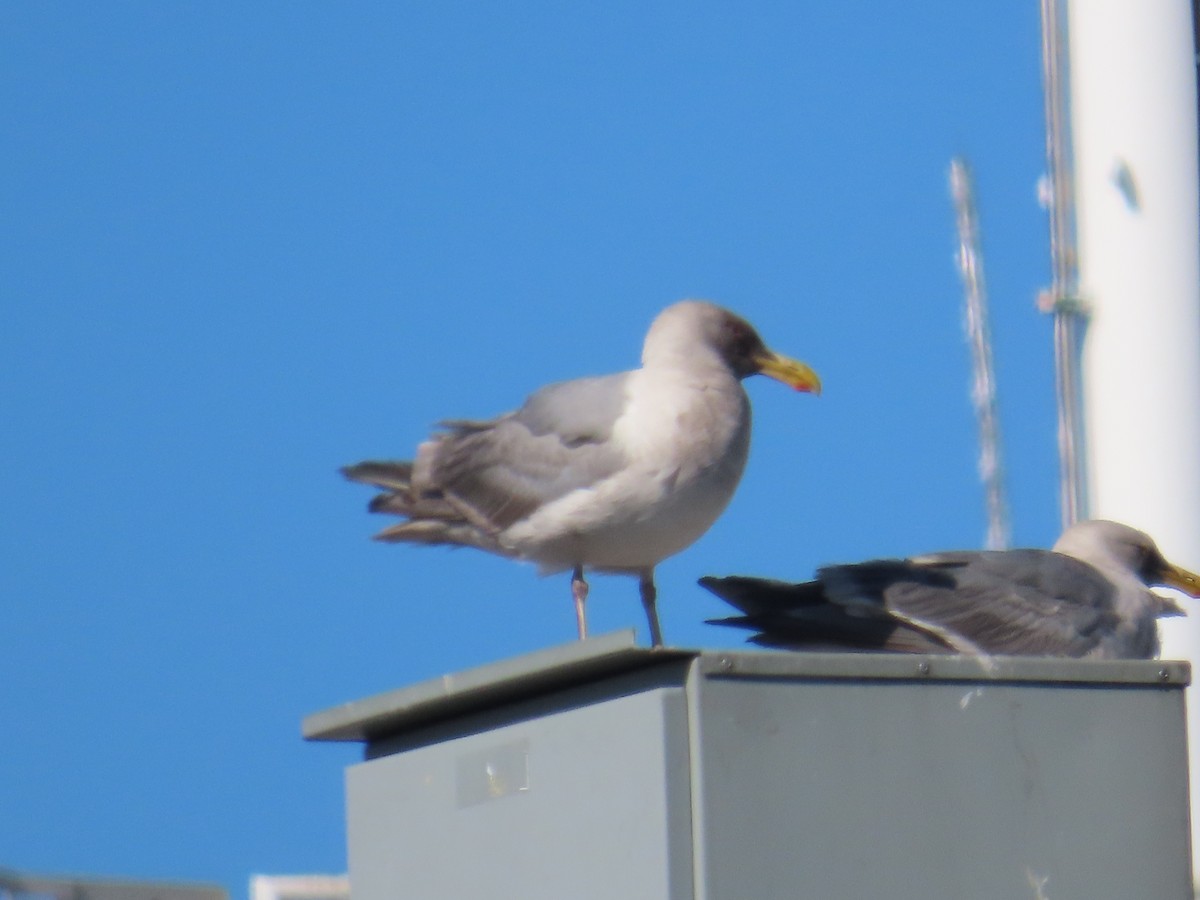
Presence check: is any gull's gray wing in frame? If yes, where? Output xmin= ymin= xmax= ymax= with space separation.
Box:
xmin=427 ymin=372 xmax=634 ymax=531
xmin=703 ymin=550 xmax=1129 ymax=657
xmin=512 ymin=372 xmax=633 ymax=444
xmin=869 ymin=550 xmax=1120 ymax=656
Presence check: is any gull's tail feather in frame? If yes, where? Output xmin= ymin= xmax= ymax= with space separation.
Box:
xmin=373 ymin=519 xmax=501 ymax=552
xmin=699 ymin=574 xmax=953 ymax=654
xmin=341 ymin=460 xmax=414 ymax=492
xmin=700 ymin=574 xmax=848 ymax=646
xmin=340 ymin=459 xmax=505 ymax=554
xmin=699 ymin=575 xmax=825 ymax=618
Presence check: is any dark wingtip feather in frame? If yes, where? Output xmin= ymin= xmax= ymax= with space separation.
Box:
xmin=367 ymin=493 xmax=409 ymax=515
xmin=340 ymin=460 xmax=414 ymax=491
xmin=699 ymin=574 xmax=823 ymax=617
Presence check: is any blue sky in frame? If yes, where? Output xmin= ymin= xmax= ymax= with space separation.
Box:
xmin=2 ymin=3 xmax=1057 ymax=895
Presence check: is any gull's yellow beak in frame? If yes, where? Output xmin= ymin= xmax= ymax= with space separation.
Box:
xmin=755 ymin=350 xmax=822 ymax=395
xmin=1160 ymin=560 xmax=1200 ymax=599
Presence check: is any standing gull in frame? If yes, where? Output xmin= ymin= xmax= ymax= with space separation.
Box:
xmin=701 ymin=520 xmax=1198 ymax=659
xmin=343 ymin=300 xmax=820 ymax=646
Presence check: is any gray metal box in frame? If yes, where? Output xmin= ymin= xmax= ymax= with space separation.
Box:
xmin=304 ymin=632 xmax=1193 ymax=899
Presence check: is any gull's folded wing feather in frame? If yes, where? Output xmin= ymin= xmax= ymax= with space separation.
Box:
xmin=821 ymin=550 xmax=1120 ymax=657
xmin=426 ymin=373 xmax=634 ymax=532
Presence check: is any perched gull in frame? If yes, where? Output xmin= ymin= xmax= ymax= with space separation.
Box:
xmin=343 ymin=300 xmax=820 ymax=646
xmin=701 ymin=519 xmax=1199 ymax=659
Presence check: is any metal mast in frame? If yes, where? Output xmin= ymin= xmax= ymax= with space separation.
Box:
xmin=1038 ymin=0 xmax=1088 ymax=529
xmin=949 ymin=159 xmax=1010 ymax=550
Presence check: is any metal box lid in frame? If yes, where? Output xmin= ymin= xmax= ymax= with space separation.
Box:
xmin=303 ymin=631 xmax=1189 ymax=743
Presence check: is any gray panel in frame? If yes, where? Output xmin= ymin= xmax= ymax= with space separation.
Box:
xmin=694 ymin=675 xmax=1191 ymax=900
xmin=346 ymin=681 xmax=693 ymax=900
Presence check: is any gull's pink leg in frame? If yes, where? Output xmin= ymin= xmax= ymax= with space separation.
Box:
xmin=639 ymin=570 xmax=664 ymax=647
xmin=571 ymin=565 xmax=589 ymax=640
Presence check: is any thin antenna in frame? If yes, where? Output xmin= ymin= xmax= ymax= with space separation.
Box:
xmin=1038 ymin=0 xmax=1089 ymax=528
xmin=949 ymin=158 xmax=1011 ymax=551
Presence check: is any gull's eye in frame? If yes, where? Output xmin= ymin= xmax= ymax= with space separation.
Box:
xmin=722 ymin=319 xmax=761 ymax=361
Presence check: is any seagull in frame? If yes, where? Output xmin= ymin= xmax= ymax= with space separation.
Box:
xmin=343 ymin=300 xmax=821 ymax=647
xmin=701 ymin=519 xmax=1199 ymax=659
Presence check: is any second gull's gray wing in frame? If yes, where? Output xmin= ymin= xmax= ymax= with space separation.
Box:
xmin=873 ymin=550 xmax=1119 ymax=656
xmin=704 ymin=549 xmax=1128 ymax=657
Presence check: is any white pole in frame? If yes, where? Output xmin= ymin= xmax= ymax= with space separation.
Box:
xmin=1067 ymin=0 xmax=1200 ymax=878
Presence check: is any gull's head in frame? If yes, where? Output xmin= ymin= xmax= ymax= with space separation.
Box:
xmin=642 ymin=300 xmax=821 ymax=394
xmin=1054 ymin=519 xmax=1200 ymax=602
